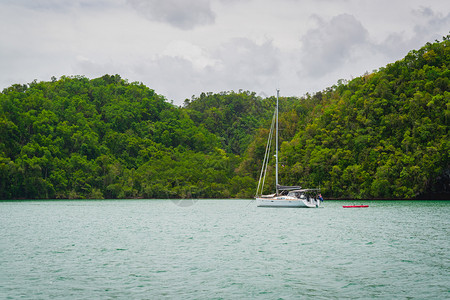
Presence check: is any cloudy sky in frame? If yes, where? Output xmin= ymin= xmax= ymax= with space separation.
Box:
xmin=1 ymin=0 xmax=449 ymax=105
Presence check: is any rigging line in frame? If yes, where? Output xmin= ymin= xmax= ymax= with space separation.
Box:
xmin=256 ymin=109 xmax=276 ymax=195
xmin=261 ymin=133 xmax=272 ymax=194
xmin=260 ymin=128 xmax=272 ymax=195
xmin=256 ymin=139 xmax=268 ymax=195
xmin=256 ymin=109 xmax=276 ymax=196
xmin=256 ymin=111 xmax=274 ymax=195
xmin=261 ymin=120 xmax=274 ymax=195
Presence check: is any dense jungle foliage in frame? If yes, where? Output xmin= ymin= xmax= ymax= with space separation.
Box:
xmin=0 ymin=38 xmax=449 ymax=199
xmin=0 ymin=75 xmax=250 ymax=199
xmin=277 ymin=38 xmax=449 ymax=199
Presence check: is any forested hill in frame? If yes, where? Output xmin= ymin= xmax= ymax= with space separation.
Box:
xmin=1 ymin=38 xmax=449 ymax=200
xmin=0 ymin=75 xmax=251 ymax=199
xmin=277 ymin=38 xmax=449 ymax=199
xmin=183 ymin=91 xmax=315 ymax=156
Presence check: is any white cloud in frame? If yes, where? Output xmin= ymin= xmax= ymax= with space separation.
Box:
xmin=127 ymin=0 xmax=215 ymax=30
xmin=412 ymin=7 xmax=450 ymax=40
xmin=1 ymin=0 xmax=119 ymax=12
xmin=1 ymin=0 xmax=449 ymax=104
xmin=374 ymin=7 xmax=450 ymax=61
xmin=120 ymin=38 xmax=281 ymax=102
xmin=212 ymin=38 xmax=280 ymax=89
xmin=299 ymin=14 xmax=369 ymax=78
xmin=162 ymin=40 xmax=220 ymax=70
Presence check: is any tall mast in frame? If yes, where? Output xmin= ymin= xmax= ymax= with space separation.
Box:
xmin=276 ymin=89 xmax=279 ymax=195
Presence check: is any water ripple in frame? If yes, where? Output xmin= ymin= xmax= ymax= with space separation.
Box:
xmin=0 ymin=199 xmax=449 ymax=299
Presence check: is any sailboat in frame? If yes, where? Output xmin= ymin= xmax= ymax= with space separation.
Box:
xmin=255 ymin=90 xmax=322 ymax=208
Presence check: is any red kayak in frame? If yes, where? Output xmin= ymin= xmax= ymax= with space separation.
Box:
xmin=343 ymin=205 xmax=369 ymax=208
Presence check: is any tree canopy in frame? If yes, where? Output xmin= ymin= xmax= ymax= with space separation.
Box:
xmin=0 ymin=38 xmax=448 ymax=199
xmin=278 ymin=38 xmax=449 ymax=199
xmin=0 ymin=75 xmax=249 ymax=199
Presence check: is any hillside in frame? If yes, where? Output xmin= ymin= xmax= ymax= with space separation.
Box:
xmin=276 ymin=38 xmax=449 ymax=199
xmin=0 ymin=75 xmax=250 ymax=199
xmin=184 ymin=91 xmax=317 ymax=156
xmin=0 ymin=38 xmax=449 ymax=200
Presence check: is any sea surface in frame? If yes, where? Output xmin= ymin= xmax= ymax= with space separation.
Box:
xmin=0 ymin=199 xmax=449 ymax=299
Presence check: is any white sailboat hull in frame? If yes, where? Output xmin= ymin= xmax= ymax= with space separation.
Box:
xmin=254 ymin=90 xmax=322 ymax=208
xmin=256 ymin=197 xmax=319 ymax=208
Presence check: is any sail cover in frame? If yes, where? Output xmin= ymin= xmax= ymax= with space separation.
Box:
xmin=277 ymin=185 xmax=302 ymax=191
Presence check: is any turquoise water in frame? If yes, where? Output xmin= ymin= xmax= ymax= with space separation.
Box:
xmin=1 ymin=200 xmax=449 ymax=299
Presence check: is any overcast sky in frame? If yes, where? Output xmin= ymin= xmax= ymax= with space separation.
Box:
xmin=1 ymin=0 xmax=449 ymax=105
